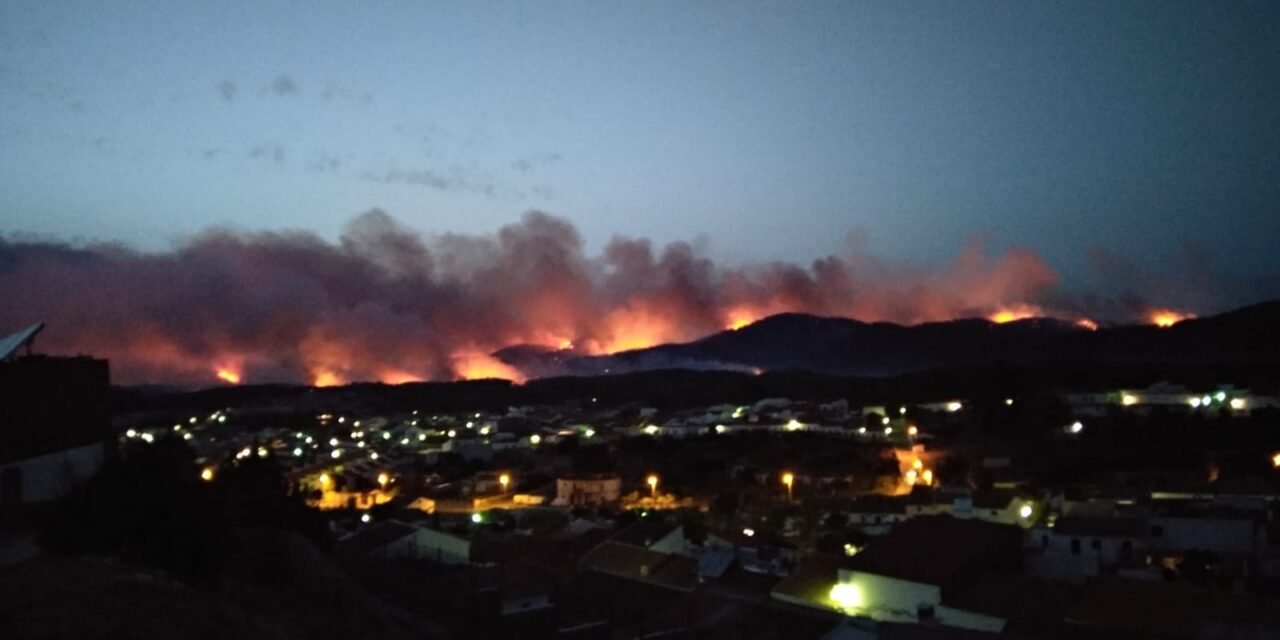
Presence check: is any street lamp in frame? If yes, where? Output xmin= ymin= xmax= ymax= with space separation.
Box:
xmin=200 ymin=467 xmax=214 ymax=482
xmin=377 ymin=472 xmax=389 ymax=489
xmin=646 ymin=474 xmax=659 ymax=499
xmin=499 ymin=473 xmax=511 ymax=494
xmin=319 ymin=472 xmax=332 ymax=489
xmin=782 ymin=472 xmax=794 ymax=502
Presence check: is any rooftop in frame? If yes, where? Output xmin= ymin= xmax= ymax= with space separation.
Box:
xmin=843 ymin=515 xmax=1022 ymax=589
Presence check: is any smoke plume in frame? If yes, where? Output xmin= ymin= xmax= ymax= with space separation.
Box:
xmin=0 ymin=210 xmax=1202 ymax=385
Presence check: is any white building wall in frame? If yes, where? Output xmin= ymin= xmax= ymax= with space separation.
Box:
xmin=377 ymin=526 xmax=471 ymax=564
xmin=1 ymin=442 xmax=105 ymax=503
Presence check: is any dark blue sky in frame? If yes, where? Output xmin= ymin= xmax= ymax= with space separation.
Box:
xmin=2 ymin=1 xmax=1277 ymax=304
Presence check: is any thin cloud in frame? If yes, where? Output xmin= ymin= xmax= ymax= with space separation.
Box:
xmin=249 ymin=144 xmax=286 ymax=164
xmin=511 ymin=152 xmax=562 ymax=172
xmin=215 ymin=80 xmax=237 ymax=102
xmin=269 ymin=74 xmax=298 ymax=96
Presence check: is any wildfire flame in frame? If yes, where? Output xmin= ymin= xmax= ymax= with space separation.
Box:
xmin=988 ymin=305 xmax=1041 ymax=324
xmin=215 ymin=368 xmax=241 ymax=384
xmin=1075 ymin=318 xmax=1099 ymax=331
xmin=312 ymin=370 xmax=344 ymax=387
xmin=725 ymin=307 xmax=760 ymax=331
xmin=453 ymin=353 xmax=526 ymax=383
xmin=1149 ymin=309 xmax=1192 ymax=328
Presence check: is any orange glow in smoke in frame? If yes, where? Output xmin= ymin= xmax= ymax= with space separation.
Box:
xmin=596 ymin=303 xmax=684 ymax=353
xmin=988 ymin=305 xmax=1041 ymax=324
xmin=1150 ymin=309 xmax=1192 ymax=328
xmin=215 ymin=368 xmax=241 ymax=384
xmin=559 ymin=339 xmax=574 ymax=350
xmin=312 ymin=370 xmax=344 ymax=387
xmin=1076 ymin=318 xmax=1099 ymax=331
xmin=378 ymin=369 xmax=424 ymax=385
xmin=453 ymin=353 xmax=525 ymax=382
xmin=725 ymin=307 xmax=759 ymax=331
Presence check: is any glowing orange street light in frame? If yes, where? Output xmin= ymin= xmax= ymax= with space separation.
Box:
xmin=319 ymin=472 xmax=332 ymax=489
xmin=1271 ymin=453 xmax=1280 ymax=469
xmin=782 ymin=471 xmax=795 ymax=502
xmin=200 ymin=467 xmax=214 ymax=482
xmin=377 ymin=472 xmax=390 ymax=489
xmin=499 ymin=473 xmax=511 ymax=494
xmin=646 ymin=474 xmax=659 ymax=499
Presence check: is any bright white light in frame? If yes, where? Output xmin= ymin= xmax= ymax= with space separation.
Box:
xmin=447 ymin=430 xmax=457 ymax=438
xmin=899 ymin=406 xmax=907 ymax=415
xmin=189 ymin=417 xmax=197 ymax=424
xmin=1018 ymin=504 xmax=1034 ymax=519
xmin=479 ymin=426 xmax=491 ymax=435
xmin=292 ymin=447 xmax=303 ymax=457
xmin=883 ymin=427 xmax=893 ymax=435
xmin=715 ymin=424 xmax=727 ymax=434
xmin=471 ymin=512 xmax=483 ymax=524
xmin=881 ymin=416 xmax=890 ymax=425
xmin=1069 ymin=421 xmax=1084 ymax=434
xmin=1121 ymin=394 xmax=1138 ymax=406
xmin=338 ymin=417 xmax=345 ymax=424
xmin=353 ymin=420 xmax=361 ymax=427
xmin=857 ymin=427 xmax=867 ymax=434
xmin=256 ymin=446 xmax=268 ymax=458
xmin=785 ymin=419 xmax=803 ymax=431
xmin=1230 ymin=398 xmax=1246 ymax=410
xmin=328 ymin=438 xmax=339 ymax=447
xmin=583 ymin=428 xmax=596 ymax=438
xmin=1202 ymin=395 xmax=1212 ymax=406
xmin=356 ymin=441 xmax=366 ymax=448
xmin=742 ymin=528 xmax=755 ymax=537
xmin=418 ymin=433 xmax=427 ymax=441
xmin=361 ymin=513 xmax=371 ymax=523
xmin=1005 ymin=398 xmax=1013 ymax=406
xmin=331 ymin=449 xmax=342 ymax=459
xmin=400 ymin=438 xmax=409 ymax=445
xmin=217 ymin=416 xmax=227 ymax=423
xmin=1189 ymin=397 xmax=1202 ymax=408
xmin=530 ymin=434 xmax=542 ymax=445
xmin=172 ymin=424 xmax=182 ymax=432
xmin=643 ymin=425 xmax=660 ymax=435
xmin=183 ymin=433 xmax=193 ymax=441
xmin=140 ymin=433 xmax=154 ymax=443
xmin=382 ymin=432 xmax=391 ymax=440
xmin=466 ymin=421 xmax=474 ymax=429
xmin=829 ymin=583 xmax=862 ymax=611
xmin=126 ymin=429 xmax=137 ymax=438
xmin=1215 ymin=391 xmax=1227 ymax=403
xmin=946 ymin=401 xmax=962 ymax=412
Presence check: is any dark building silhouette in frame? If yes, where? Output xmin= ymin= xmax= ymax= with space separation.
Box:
xmin=0 ymin=323 xmax=111 ymax=506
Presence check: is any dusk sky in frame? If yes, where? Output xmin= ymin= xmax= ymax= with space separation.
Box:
xmin=2 ymin=1 xmax=1279 ymax=320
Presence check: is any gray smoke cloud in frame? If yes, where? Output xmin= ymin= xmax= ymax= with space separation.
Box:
xmin=0 ymin=209 xmax=1235 ymax=386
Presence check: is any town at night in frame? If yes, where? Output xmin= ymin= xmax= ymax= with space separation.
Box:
xmin=3 ymin=1 xmax=1280 ymax=638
